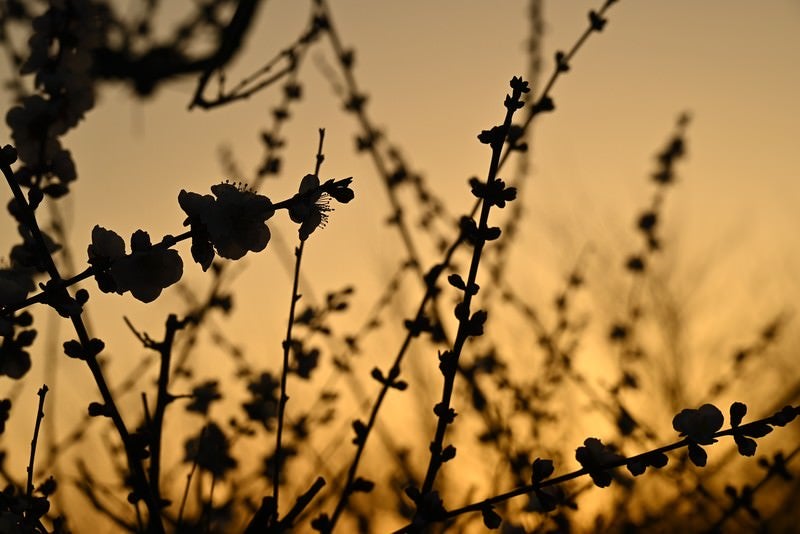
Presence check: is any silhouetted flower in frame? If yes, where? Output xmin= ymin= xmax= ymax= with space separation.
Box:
xmin=179 ymin=182 xmax=275 ymax=265
xmin=88 ymin=226 xmax=183 ymax=303
xmin=184 ymin=422 xmax=236 ymax=478
xmin=672 ymin=404 xmax=723 ymax=445
xmin=575 ymin=437 xmax=623 ymax=488
xmin=292 ymin=343 xmax=320 ymax=379
xmin=288 ymin=174 xmax=354 ymax=240
xmin=112 ymin=231 xmax=182 ymax=303
xmin=531 ymin=458 xmax=554 ymax=484
xmin=509 ymin=76 xmax=530 ymax=94
xmin=186 ymin=380 xmax=222 ymax=415
xmin=243 ymin=372 xmax=280 ymax=429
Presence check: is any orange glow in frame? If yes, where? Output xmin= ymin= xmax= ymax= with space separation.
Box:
xmin=1 ymin=1 xmax=799 ymax=532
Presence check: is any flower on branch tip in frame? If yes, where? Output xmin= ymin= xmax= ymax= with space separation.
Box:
xmin=672 ymin=403 xmax=723 ymax=445
xmin=0 ymin=145 xmax=17 ymax=166
xmin=289 ymin=174 xmax=354 ymax=241
xmin=509 ymin=76 xmax=530 ymax=94
xmin=575 ymin=437 xmax=623 ymax=488
xmin=88 ymin=226 xmax=183 ymax=303
xmin=179 ymin=182 xmax=275 ymax=266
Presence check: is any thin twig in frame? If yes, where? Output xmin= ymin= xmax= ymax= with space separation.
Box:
xmin=418 ymin=78 xmax=528 ymax=500
xmin=178 ymin=424 xmax=208 ymax=528
xmin=26 ymin=384 xmax=48 ymax=499
xmin=274 ymin=128 xmax=327 ymax=516
xmin=149 ymin=314 xmax=190 ymax=512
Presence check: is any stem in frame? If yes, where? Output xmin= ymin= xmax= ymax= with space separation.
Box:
xmin=26 ymin=385 xmax=48 ymax=499
xmin=273 ymin=127 xmax=325 ymax=516
xmin=148 ymin=314 xmax=186 ymax=512
xmin=419 ymin=82 xmax=524 ymax=499
xmin=178 ymin=424 xmax=207 ymax=528
xmin=319 ymin=5 xmax=622 ymax=523
xmin=274 ymin=239 xmax=305 ymax=512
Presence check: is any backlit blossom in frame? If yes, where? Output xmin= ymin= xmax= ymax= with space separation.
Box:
xmin=672 ymin=404 xmax=723 ymax=445
xmin=88 ymin=226 xmax=182 ymax=303
xmin=179 ymin=182 xmax=274 ymax=265
xmin=289 ymin=174 xmax=330 ymax=241
xmin=288 ymin=174 xmax=354 ymax=241
xmin=575 ymin=437 xmax=623 ymax=488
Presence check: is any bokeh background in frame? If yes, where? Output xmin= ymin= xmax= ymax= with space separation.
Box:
xmin=1 ymin=0 xmax=799 ymax=531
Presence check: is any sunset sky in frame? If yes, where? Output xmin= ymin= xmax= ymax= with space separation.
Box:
xmin=1 ymin=0 xmax=799 ymax=530
xmin=2 ymin=0 xmax=796 ymax=348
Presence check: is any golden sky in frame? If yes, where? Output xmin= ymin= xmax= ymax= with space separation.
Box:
xmin=1 ymin=1 xmax=799 ymax=531
xmin=2 ymin=0 xmax=795 ymax=348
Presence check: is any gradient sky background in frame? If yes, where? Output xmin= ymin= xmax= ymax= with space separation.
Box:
xmin=1 ymin=0 xmax=799 ymax=530
xmin=2 ymin=0 xmax=796 ymax=349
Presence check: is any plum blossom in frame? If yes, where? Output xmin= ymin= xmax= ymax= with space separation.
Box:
xmin=289 ymin=174 xmax=331 ymax=241
xmin=179 ymin=182 xmax=275 ymax=267
xmin=184 ymin=422 xmax=237 ymax=478
xmin=88 ymin=226 xmax=182 ymax=303
xmin=672 ymin=403 xmax=724 ymax=445
xmin=288 ymin=174 xmax=354 ymax=241
xmin=575 ymin=437 xmax=623 ymax=488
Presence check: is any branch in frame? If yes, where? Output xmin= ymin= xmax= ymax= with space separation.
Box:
xmin=394 ymin=405 xmax=800 ymax=532
xmin=25 ymin=385 xmax=48 ymax=499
